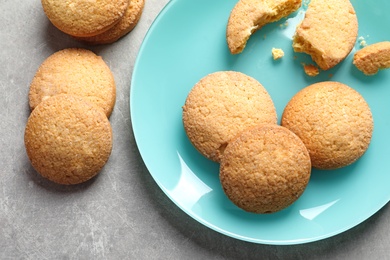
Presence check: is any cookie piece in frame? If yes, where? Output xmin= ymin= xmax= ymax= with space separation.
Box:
xmin=24 ymin=94 xmax=113 ymax=185
xmin=41 ymin=0 xmax=129 ymax=37
xmin=353 ymin=41 xmax=390 ymax=75
xmin=303 ymin=64 xmax=319 ymax=77
xmin=281 ymin=81 xmax=373 ymax=169
xmin=272 ymin=48 xmax=284 ymax=60
xmin=75 ymin=0 xmax=145 ymax=45
xmin=182 ymin=71 xmax=277 ymax=162
xmin=292 ymin=0 xmax=358 ymax=70
xmin=29 ymin=48 xmax=116 ymax=117
xmin=227 ymin=0 xmax=302 ymax=54
xmin=220 ymin=124 xmax=311 ymax=214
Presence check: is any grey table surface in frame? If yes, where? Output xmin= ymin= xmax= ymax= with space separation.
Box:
xmin=1 ymin=0 xmax=389 ymax=259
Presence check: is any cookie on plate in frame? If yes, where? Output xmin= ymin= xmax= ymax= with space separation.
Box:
xmin=182 ymin=71 xmax=277 ymax=162
xmin=227 ymin=0 xmax=302 ymax=54
xmin=220 ymin=124 xmax=311 ymax=214
xmin=281 ymin=81 xmax=373 ymax=169
xmin=29 ymin=48 xmax=116 ymax=117
xmin=353 ymin=41 xmax=390 ymax=75
xmin=41 ymin=0 xmax=129 ymax=37
xmin=75 ymin=0 xmax=145 ymax=45
xmin=24 ymin=94 xmax=113 ymax=185
xmin=292 ymin=0 xmax=358 ymax=70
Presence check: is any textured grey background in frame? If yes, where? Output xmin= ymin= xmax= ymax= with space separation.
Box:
xmin=1 ymin=0 xmax=389 ymax=259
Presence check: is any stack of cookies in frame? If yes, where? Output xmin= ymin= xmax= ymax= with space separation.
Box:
xmin=24 ymin=0 xmax=147 ymax=184
xmin=182 ymin=71 xmax=373 ymax=214
xmin=24 ymin=48 xmax=116 ymax=185
xmin=41 ymin=0 xmax=145 ymax=44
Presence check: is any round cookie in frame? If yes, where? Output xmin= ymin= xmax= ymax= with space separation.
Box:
xmin=182 ymin=71 xmax=277 ymax=162
xmin=41 ymin=0 xmax=130 ymax=37
xmin=281 ymin=81 xmax=373 ymax=170
xmin=24 ymin=94 xmax=113 ymax=185
xmin=220 ymin=124 xmax=311 ymax=214
xmin=75 ymin=0 xmax=145 ymax=45
xmin=29 ymin=48 xmax=116 ymax=117
xmin=292 ymin=0 xmax=358 ymax=70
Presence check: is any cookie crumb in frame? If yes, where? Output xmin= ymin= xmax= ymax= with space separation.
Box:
xmin=358 ymin=36 xmax=367 ymax=48
xmin=279 ymin=21 xmax=289 ymax=29
xmin=303 ymin=64 xmax=319 ymax=77
xmin=272 ymin=48 xmax=284 ymax=60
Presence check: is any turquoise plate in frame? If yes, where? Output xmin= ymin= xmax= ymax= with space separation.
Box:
xmin=131 ymin=0 xmax=390 ymax=244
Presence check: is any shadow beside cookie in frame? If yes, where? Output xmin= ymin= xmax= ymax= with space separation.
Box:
xmin=23 ymin=158 xmax=100 ymax=194
xmin=350 ymin=62 xmax=389 ymax=84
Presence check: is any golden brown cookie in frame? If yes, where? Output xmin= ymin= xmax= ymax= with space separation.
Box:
xmin=29 ymin=48 xmax=116 ymax=117
xmin=281 ymin=81 xmax=373 ymax=169
xmin=353 ymin=41 xmax=390 ymax=75
xmin=182 ymin=71 xmax=277 ymax=162
xmin=41 ymin=0 xmax=129 ymax=37
xmin=24 ymin=94 xmax=113 ymax=185
xmin=220 ymin=124 xmax=311 ymax=214
xmin=293 ymin=0 xmax=358 ymax=70
xmin=227 ymin=0 xmax=302 ymax=54
xmin=75 ymin=0 xmax=145 ymax=44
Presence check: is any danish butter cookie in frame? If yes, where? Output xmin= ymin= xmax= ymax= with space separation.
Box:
xmin=220 ymin=124 xmax=311 ymax=214
xmin=41 ymin=0 xmax=129 ymax=37
xmin=293 ymin=0 xmax=358 ymax=70
xmin=281 ymin=81 xmax=373 ymax=169
xmin=227 ymin=0 xmax=302 ymax=54
xmin=24 ymin=94 xmax=113 ymax=185
xmin=182 ymin=71 xmax=277 ymax=162
xmin=29 ymin=48 xmax=116 ymax=117
xmin=75 ymin=0 xmax=145 ymax=45
xmin=353 ymin=41 xmax=390 ymax=75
